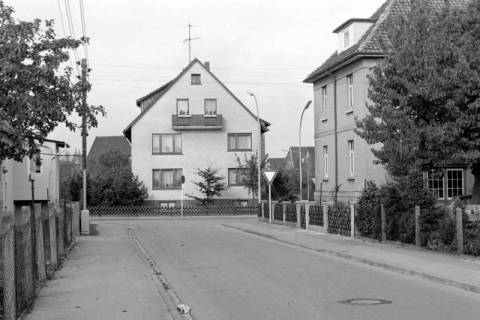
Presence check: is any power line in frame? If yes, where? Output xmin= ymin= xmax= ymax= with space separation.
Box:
xmin=63 ymin=0 xmax=80 ymax=77
xmin=79 ymin=0 xmax=89 ymax=67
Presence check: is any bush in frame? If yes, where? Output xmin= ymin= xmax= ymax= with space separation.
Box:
xmin=356 ymin=181 xmax=382 ymax=239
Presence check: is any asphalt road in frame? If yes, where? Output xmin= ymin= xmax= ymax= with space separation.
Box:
xmin=113 ymin=218 xmax=480 ymax=320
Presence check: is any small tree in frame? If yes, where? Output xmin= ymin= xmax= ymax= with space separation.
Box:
xmin=188 ymin=167 xmax=226 ymax=205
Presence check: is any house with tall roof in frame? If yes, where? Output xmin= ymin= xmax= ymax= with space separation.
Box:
xmin=304 ymin=0 xmax=472 ymax=203
xmin=87 ymin=136 xmax=131 ymax=176
xmin=123 ymin=58 xmax=270 ymax=205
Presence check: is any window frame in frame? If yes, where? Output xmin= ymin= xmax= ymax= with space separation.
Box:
xmin=348 ymin=140 xmax=354 ymax=178
xmin=227 ymin=133 xmax=252 ymax=152
xmin=176 ymin=98 xmax=190 ymax=116
xmin=152 ymin=168 xmax=183 ymax=190
xmin=427 ymin=168 xmax=464 ymax=200
xmin=228 ymin=168 xmax=248 ymax=186
xmin=27 ymin=154 xmax=42 ymax=176
xmin=427 ymin=170 xmax=445 ymax=200
xmin=322 ymin=86 xmax=327 ymax=118
xmin=323 ymin=145 xmax=328 ymax=180
xmin=204 ymin=98 xmax=218 ymax=116
xmin=447 ymin=168 xmax=464 ymax=199
xmin=347 ymin=74 xmax=353 ymax=109
xmin=344 ymin=30 xmax=350 ymax=49
xmin=191 ymin=73 xmax=202 ymax=85
xmin=152 ymin=133 xmax=182 ymax=155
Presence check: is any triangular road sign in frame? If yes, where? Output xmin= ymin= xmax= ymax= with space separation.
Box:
xmin=262 ymin=170 xmax=278 ymax=185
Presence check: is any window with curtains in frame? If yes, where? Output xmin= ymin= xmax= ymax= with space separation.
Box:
xmin=228 ymin=168 xmax=248 ymax=186
xmin=323 ymin=146 xmax=328 ymax=179
xmin=227 ymin=133 xmax=252 ymax=151
xmin=152 ymin=169 xmax=183 ymax=190
xmin=177 ymin=99 xmax=189 ymax=116
xmin=204 ymin=99 xmax=217 ymax=115
xmin=322 ymin=86 xmax=327 ymax=118
xmin=152 ymin=134 xmax=182 ymax=154
xmin=347 ymin=74 xmax=353 ymax=108
xmin=348 ymin=140 xmax=354 ymax=178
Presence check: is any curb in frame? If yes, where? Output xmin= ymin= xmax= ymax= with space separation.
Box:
xmin=222 ymin=224 xmax=480 ymax=295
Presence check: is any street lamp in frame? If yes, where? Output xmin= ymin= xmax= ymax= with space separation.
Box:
xmin=247 ymin=91 xmax=262 ymax=204
xmin=299 ymin=101 xmax=312 ymax=201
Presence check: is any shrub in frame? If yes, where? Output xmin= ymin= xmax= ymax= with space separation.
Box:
xmin=356 ymin=181 xmax=382 ymax=239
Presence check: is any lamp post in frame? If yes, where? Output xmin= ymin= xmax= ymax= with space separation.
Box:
xmin=299 ymin=101 xmax=312 ymax=201
xmin=247 ymin=91 xmax=262 ymax=204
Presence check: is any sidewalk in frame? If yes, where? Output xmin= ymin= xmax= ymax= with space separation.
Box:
xmin=24 ymin=223 xmax=174 ymax=320
xmin=223 ymin=219 xmax=480 ymax=294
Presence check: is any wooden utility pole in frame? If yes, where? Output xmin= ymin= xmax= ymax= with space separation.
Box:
xmin=81 ymin=59 xmax=87 ymax=211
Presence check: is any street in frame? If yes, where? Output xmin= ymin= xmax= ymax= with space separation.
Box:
xmin=110 ymin=217 xmax=480 ymax=320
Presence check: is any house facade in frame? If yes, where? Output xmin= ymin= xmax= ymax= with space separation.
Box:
xmin=124 ymin=59 xmax=269 ymax=205
xmin=1 ymin=123 xmax=66 ymax=227
xmin=304 ymin=0 xmax=472 ymax=203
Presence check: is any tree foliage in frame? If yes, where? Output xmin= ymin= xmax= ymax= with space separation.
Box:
xmin=0 ymin=2 xmax=105 ymax=162
xmin=356 ymin=0 xmax=480 ymax=201
xmin=188 ymin=167 xmax=226 ymax=205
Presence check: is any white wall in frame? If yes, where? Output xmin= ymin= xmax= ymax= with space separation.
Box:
xmin=131 ymin=61 xmax=261 ymax=201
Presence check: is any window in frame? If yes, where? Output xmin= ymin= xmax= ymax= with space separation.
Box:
xmin=177 ymin=99 xmax=189 ymax=116
xmin=228 ymin=168 xmax=248 ymax=186
xmin=191 ymin=74 xmax=201 ymax=85
xmin=447 ymin=169 xmax=463 ymax=199
xmin=427 ymin=170 xmax=445 ymax=199
xmin=344 ymin=30 xmax=350 ymax=48
xmin=28 ymin=154 xmax=42 ymax=175
xmin=152 ymin=134 xmax=182 ymax=154
xmin=427 ymin=169 xmax=464 ymax=199
xmin=204 ymin=99 xmax=217 ymax=115
xmin=323 ymin=146 xmax=328 ymax=179
xmin=228 ymin=133 xmax=252 ymax=151
xmin=152 ymin=169 xmax=183 ymax=190
xmin=347 ymin=74 xmax=353 ymax=108
xmin=348 ymin=140 xmax=354 ymax=178
xmin=322 ymin=86 xmax=327 ymax=117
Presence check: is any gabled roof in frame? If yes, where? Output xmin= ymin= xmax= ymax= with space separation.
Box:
xmin=304 ymin=0 xmax=470 ymax=83
xmin=87 ymin=136 xmax=131 ymax=162
xmin=123 ymin=58 xmax=271 ymax=141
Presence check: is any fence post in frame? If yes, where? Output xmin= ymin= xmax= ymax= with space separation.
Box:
xmin=415 ymin=206 xmax=421 ymax=247
xmin=71 ymin=202 xmax=80 ymax=241
xmin=271 ymin=202 xmax=276 ymax=223
xmin=381 ymin=203 xmax=386 ymax=242
xmin=296 ymin=203 xmax=301 ymax=229
xmin=35 ymin=204 xmax=46 ymax=283
xmin=2 ymin=216 xmax=16 ymax=320
xmin=282 ymin=203 xmax=286 ymax=224
xmin=305 ymin=204 xmax=310 ymax=231
xmin=48 ymin=207 xmax=57 ymax=269
xmin=456 ymin=207 xmax=464 ymax=254
xmin=261 ymin=202 xmax=264 ymax=220
xmin=350 ymin=204 xmax=355 ymax=238
xmin=322 ymin=203 xmax=329 ymax=233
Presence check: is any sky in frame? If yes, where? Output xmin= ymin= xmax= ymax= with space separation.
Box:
xmin=9 ymin=0 xmax=385 ymax=158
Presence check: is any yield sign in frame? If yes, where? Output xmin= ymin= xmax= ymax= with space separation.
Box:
xmin=262 ymin=170 xmax=278 ymax=185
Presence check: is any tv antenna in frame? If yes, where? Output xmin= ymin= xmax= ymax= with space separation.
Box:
xmin=183 ymin=23 xmax=200 ymax=63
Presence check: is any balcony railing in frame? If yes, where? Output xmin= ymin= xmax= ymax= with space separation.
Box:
xmin=172 ymin=114 xmax=223 ymax=130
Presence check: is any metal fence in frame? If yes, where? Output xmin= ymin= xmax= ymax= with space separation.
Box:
xmin=0 ymin=200 xmax=80 ymax=319
xmin=309 ymin=205 xmax=323 ymax=226
xmin=89 ymin=204 xmax=257 ymax=216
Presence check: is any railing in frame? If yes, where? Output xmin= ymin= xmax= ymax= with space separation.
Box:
xmin=89 ymin=204 xmax=257 ymax=216
xmin=172 ymin=114 xmax=223 ymax=129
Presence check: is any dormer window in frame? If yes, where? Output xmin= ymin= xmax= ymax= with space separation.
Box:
xmin=191 ymin=74 xmax=201 ymax=85
xmin=344 ymin=31 xmax=350 ymax=49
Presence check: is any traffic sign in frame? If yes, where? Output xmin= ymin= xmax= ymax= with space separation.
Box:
xmin=262 ymin=171 xmax=278 ymax=185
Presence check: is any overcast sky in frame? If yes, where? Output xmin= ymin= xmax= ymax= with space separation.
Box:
xmin=9 ymin=0 xmax=384 ymax=158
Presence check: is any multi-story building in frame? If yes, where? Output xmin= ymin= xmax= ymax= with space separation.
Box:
xmin=304 ymin=0 xmax=472 ymax=203
xmin=123 ymin=58 xmax=270 ymax=205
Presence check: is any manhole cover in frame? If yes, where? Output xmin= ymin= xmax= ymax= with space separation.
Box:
xmin=339 ymin=298 xmax=392 ymax=306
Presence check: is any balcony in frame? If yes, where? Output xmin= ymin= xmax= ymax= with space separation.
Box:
xmin=172 ymin=114 xmax=223 ymax=130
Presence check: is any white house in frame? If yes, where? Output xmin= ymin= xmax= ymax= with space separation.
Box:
xmin=123 ymin=58 xmax=270 ymax=205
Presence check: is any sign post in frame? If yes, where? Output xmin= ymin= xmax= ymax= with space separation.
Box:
xmin=262 ymin=171 xmax=278 ymax=224
xmin=181 ymin=175 xmax=185 ymax=218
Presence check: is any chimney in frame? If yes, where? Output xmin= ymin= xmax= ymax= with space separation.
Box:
xmin=205 ymin=61 xmax=210 ymax=71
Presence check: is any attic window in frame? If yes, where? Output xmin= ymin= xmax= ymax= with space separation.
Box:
xmin=344 ymin=31 xmax=350 ymax=48
xmin=191 ymin=74 xmax=201 ymax=85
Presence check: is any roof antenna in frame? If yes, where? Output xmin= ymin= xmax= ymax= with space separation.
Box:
xmin=183 ymin=23 xmax=200 ymax=63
